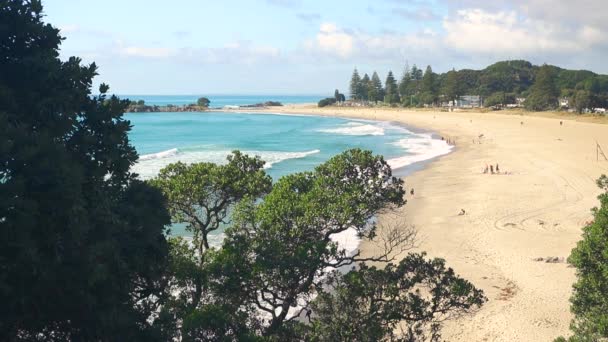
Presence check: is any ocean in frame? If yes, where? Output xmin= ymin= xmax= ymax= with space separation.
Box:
xmin=120 ymin=94 xmax=324 ymax=108
xmin=127 ymin=110 xmax=453 ymax=248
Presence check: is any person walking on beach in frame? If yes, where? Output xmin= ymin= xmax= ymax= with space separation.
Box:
xmin=496 ymin=163 xmax=500 ymax=173
xmin=490 ymin=165 xmax=494 ymax=174
xmin=410 ymin=188 xmax=415 ymax=197
xmin=483 ymin=164 xmax=489 ymax=174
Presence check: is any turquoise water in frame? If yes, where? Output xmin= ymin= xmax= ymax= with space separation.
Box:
xmin=121 ymin=94 xmax=323 ymax=108
xmin=127 ymin=111 xmax=453 ymax=239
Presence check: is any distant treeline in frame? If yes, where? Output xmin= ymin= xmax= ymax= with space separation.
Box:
xmin=325 ymin=60 xmax=608 ymax=112
xmin=125 ymin=97 xmax=211 ymax=112
xmin=239 ymin=101 xmax=283 ymax=108
xmin=125 ymin=97 xmax=283 ymax=112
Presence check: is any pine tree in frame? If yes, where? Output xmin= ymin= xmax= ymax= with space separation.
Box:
xmin=399 ymin=62 xmax=411 ymax=99
xmin=443 ymin=68 xmax=461 ymax=102
xmin=369 ymin=71 xmax=384 ymax=103
xmin=384 ymin=71 xmax=400 ymax=104
xmin=421 ymin=65 xmax=437 ymax=105
xmin=360 ymin=73 xmax=371 ymax=101
xmin=525 ymin=64 xmax=559 ymax=111
xmin=411 ymin=64 xmax=423 ymax=80
xmin=350 ymin=68 xmax=362 ymax=101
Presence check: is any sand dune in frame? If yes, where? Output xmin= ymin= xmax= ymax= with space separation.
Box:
xmin=269 ymin=105 xmax=608 ymax=341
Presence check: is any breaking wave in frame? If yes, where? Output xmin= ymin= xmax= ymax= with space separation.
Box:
xmin=134 ymin=148 xmax=320 ymax=180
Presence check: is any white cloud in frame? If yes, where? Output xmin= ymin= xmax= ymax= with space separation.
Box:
xmin=177 ymin=42 xmax=281 ymax=65
xmin=309 ymin=23 xmax=355 ymax=58
xmin=121 ymin=46 xmax=175 ymax=58
xmin=443 ymin=8 xmax=608 ymax=56
xmin=303 ymin=23 xmax=439 ymax=63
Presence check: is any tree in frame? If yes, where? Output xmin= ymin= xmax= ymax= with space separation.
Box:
xmin=319 ymin=97 xmax=337 ymax=107
xmin=484 ymin=92 xmax=515 ymax=107
xmin=0 ymin=1 xmax=171 ymax=340
xmin=223 ymin=149 xmax=409 ymax=335
xmin=399 ymin=62 xmax=411 ymax=99
xmin=571 ymin=90 xmax=593 ymax=113
xmin=443 ymin=68 xmax=462 ymax=103
xmin=557 ymin=175 xmax=608 ymax=341
xmin=384 ymin=71 xmax=400 ymax=104
xmin=411 ymin=64 xmax=423 ymax=81
xmin=149 ymin=151 xmax=272 ymax=311
xmin=151 ymin=149 xmax=485 ymax=340
xmin=368 ymin=71 xmax=384 ymax=103
xmin=421 ymin=65 xmax=437 ymax=105
xmin=308 ymin=254 xmax=486 ymax=341
xmin=361 ymin=73 xmax=371 ymax=101
xmin=197 ymin=97 xmax=210 ymax=107
xmin=334 ymin=89 xmax=341 ymax=102
xmin=350 ymin=68 xmax=362 ymax=100
xmin=525 ymin=64 xmax=559 ymax=111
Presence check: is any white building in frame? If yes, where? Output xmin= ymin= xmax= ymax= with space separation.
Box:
xmin=454 ymin=95 xmax=482 ymax=108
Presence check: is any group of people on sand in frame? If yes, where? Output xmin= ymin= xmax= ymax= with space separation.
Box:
xmin=441 ymin=136 xmax=455 ymax=145
xmin=483 ymin=163 xmax=501 ymax=174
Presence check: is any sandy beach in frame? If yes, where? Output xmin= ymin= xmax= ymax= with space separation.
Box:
xmin=263 ymin=104 xmax=608 ymax=341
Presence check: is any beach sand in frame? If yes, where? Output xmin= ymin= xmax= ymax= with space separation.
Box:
xmin=265 ymin=104 xmax=608 ymax=341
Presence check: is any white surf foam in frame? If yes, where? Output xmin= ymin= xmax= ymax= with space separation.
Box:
xmin=133 ymin=148 xmax=320 ymax=180
xmin=387 ymin=134 xmax=453 ymax=170
xmin=138 ymin=148 xmax=179 ymax=161
xmin=329 ymin=227 xmax=360 ymax=258
xmin=317 ymin=122 xmax=385 ymax=136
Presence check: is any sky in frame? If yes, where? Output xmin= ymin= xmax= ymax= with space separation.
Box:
xmin=43 ymin=0 xmax=608 ymax=95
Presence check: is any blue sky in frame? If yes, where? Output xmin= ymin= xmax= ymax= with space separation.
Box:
xmin=43 ymin=0 xmax=608 ymax=95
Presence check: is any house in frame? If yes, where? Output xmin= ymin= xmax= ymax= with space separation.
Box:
xmin=559 ymin=98 xmax=569 ymax=108
xmin=454 ymin=95 xmax=482 ymax=108
xmin=593 ymin=108 xmax=606 ymax=114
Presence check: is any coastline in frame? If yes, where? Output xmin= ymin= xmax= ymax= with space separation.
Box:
xmin=252 ymin=104 xmax=608 ymax=341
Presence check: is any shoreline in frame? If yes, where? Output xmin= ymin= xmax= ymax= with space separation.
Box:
xmin=258 ymin=104 xmax=608 ymax=341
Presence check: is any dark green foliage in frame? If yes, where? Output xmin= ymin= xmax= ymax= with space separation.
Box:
xmin=484 ymin=92 xmax=516 ymax=107
xmin=478 ymin=60 xmax=535 ymax=96
xmin=350 ymin=68 xmax=362 ymax=100
xmin=525 ymin=64 xmax=559 ymax=111
xmin=318 ymin=97 xmax=337 ymax=107
xmin=369 ymin=71 xmax=384 ymax=103
xmin=343 ymin=59 xmax=608 ymax=110
xmin=398 ymin=63 xmax=411 ymax=100
xmin=149 ymin=151 xmax=271 ymax=253
xmin=443 ymin=69 xmax=462 ymax=102
xmin=197 ymin=97 xmax=210 ymax=107
xmin=150 ymin=149 xmax=485 ymax=340
xmin=308 ymin=253 xmax=486 ymax=341
xmin=558 ymin=175 xmax=608 ymax=341
xmin=384 ymin=71 xmax=400 ymax=104
xmin=0 ymin=0 xmax=171 ymax=339
xmin=223 ymin=149 xmax=406 ymax=335
xmin=148 ymin=152 xmax=272 ymax=339
xmin=361 ymin=73 xmax=371 ymax=101
xmin=420 ymin=66 xmax=438 ymax=105
xmin=411 ymin=64 xmax=423 ymax=80
xmin=571 ymin=90 xmax=593 ymax=113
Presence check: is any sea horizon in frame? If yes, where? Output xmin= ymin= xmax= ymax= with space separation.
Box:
xmin=118 ymin=94 xmax=326 ymax=108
